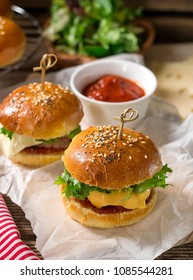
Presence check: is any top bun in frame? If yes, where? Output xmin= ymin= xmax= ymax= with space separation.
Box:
xmin=0 ymin=0 xmax=12 ymax=18
xmin=0 ymin=82 xmax=84 ymax=139
xmin=63 ymin=125 xmax=163 ymax=189
xmin=0 ymin=16 xmax=26 ymax=67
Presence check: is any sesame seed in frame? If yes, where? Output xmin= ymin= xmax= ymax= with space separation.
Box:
xmin=82 ymin=126 xmax=143 ymax=164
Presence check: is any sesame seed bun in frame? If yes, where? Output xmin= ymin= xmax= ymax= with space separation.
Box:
xmin=0 ymin=82 xmax=84 ymax=139
xmin=0 ymin=16 xmax=26 ymax=67
xmin=60 ymin=185 xmax=158 ymax=228
xmin=63 ymin=126 xmax=163 ymax=190
xmin=0 ymin=0 xmax=12 ymax=18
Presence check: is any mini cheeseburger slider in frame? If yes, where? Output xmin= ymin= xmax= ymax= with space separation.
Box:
xmin=56 ymin=124 xmax=172 ymax=228
xmin=0 ymin=81 xmax=84 ymax=167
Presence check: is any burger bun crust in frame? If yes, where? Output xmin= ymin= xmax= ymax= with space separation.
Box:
xmin=0 ymin=82 xmax=84 ymax=139
xmin=63 ymin=126 xmax=163 ymax=189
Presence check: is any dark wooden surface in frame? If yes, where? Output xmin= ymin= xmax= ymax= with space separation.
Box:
xmin=1 ymin=0 xmax=193 ymax=260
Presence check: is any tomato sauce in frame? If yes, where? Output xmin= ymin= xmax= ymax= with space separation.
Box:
xmin=83 ymin=75 xmax=145 ymax=102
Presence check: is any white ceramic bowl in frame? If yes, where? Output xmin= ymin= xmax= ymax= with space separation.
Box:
xmin=70 ymin=59 xmax=157 ymax=128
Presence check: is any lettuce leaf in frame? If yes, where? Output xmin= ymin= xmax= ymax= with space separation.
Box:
xmin=45 ymin=0 xmax=143 ymax=57
xmin=0 ymin=127 xmax=13 ymax=140
xmin=55 ymin=164 xmax=172 ymax=200
xmin=55 ymin=168 xmax=112 ymax=200
xmin=67 ymin=125 xmax=81 ymax=139
xmin=132 ymin=164 xmax=172 ymax=193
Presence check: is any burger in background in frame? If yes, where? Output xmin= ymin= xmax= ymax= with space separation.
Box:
xmin=0 ymin=81 xmax=84 ymax=167
xmin=0 ymin=16 xmax=26 ymax=67
xmin=56 ymin=123 xmax=172 ymax=228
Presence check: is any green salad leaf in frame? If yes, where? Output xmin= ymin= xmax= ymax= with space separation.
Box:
xmin=67 ymin=125 xmax=81 ymax=139
xmin=55 ymin=164 xmax=172 ymax=200
xmin=44 ymin=0 xmax=143 ymax=57
xmin=132 ymin=164 xmax=173 ymax=193
xmin=0 ymin=127 xmax=13 ymax=140
xmin=55 ymin=168 xmax=112 ymax=200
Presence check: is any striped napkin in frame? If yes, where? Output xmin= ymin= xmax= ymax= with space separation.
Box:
xmin=0 ymin=194 xmax=40 ymax=260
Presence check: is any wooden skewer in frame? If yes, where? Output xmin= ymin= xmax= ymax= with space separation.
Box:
xmin=33 ymin=54 xmax=57 ymax=91
xmin=114 ymin=108 xmax=139 ymax=139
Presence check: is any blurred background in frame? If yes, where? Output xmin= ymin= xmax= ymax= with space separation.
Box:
xmin=0 ymin=0 xmax=193 ymax=117
xmin=11 ymin=0 xmax=193 ymax=43
xmin=1 ymin=0 xmax=193 ymax=95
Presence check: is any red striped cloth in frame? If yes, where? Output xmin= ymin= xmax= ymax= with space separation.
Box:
xmin=0 ymin=194 xmax=40 ymax=260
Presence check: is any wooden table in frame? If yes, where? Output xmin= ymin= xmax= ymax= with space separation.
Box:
xmin=1 ymin=0 xmax=193 ymax=260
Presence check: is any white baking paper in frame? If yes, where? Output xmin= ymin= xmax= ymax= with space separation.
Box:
xmin=1 ymin=55 xmax=193 ymax=260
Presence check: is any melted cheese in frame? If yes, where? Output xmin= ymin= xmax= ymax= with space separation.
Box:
xmin=0 ymin=124 xmax=42 ymax=156
xmin=87 ymin=189 xmax=151 ymax=209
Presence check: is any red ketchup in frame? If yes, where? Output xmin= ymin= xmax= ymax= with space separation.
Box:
xmin=83 ymin=75 xmax=145 ymax=102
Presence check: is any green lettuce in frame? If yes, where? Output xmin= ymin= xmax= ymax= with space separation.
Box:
xmin=132 ymin=164 xmax=172 ymax=193
xmin=45 ymin=0 xmax=143 ymax=57
xmin=0 ymin=127 xmax=13 ymax=140
xmin=67 ymin=125 xmax=81 ymax=139
xmin=55 ymin=164 xmax=172 ymax=200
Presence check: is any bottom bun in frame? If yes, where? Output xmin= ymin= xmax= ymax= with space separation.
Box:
xmin=9 ymin=151 xmax=63 ymax=167
xmin=60 ymin=186 xmax=157 ymax=228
